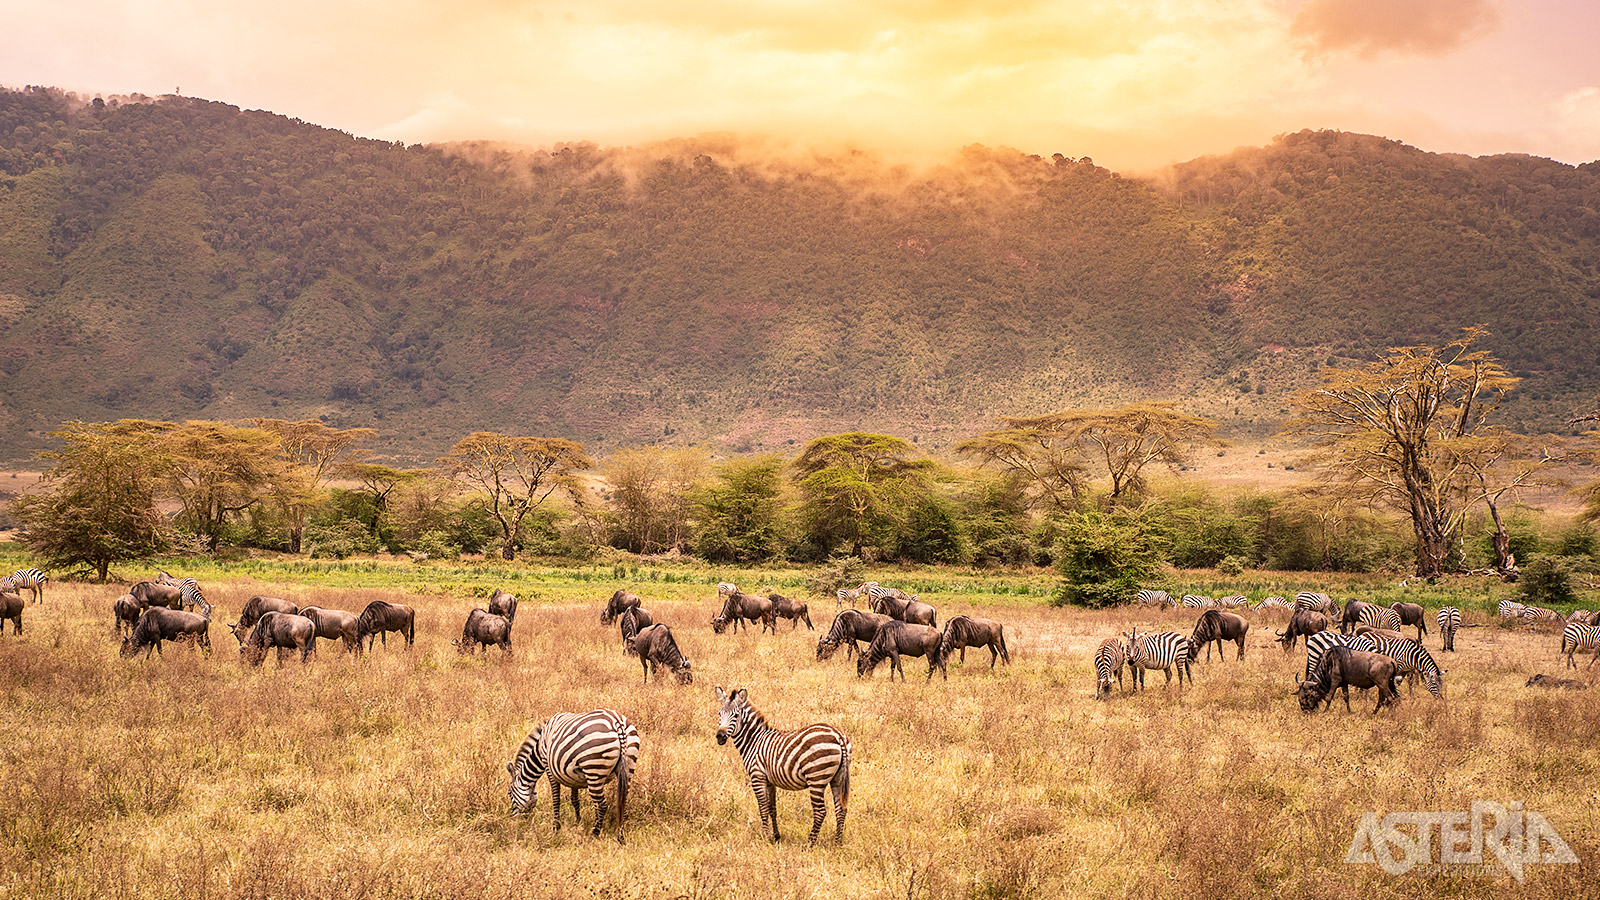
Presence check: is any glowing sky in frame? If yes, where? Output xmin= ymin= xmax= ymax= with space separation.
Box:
xmin=7 ymin=0 xmax=1599 ymax=171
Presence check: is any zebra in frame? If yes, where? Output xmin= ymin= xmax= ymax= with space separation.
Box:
xmin=1559 ymin=621 xmax=1600 ymax=669
xmin=1363 ymin=634 xmax=1445 ymax=698
xmin=157 ymin=571 xmax=211 ymax=618
xmin=1302 ymin=631 xmax=1380 ymax=684
xmin=1134 ymin=589 xmax=1173 ymax=610
xmin=1295 ymin=592 xmax=1338 ymax=617
xmin=1437 ymin=607 xmax=1461 ymax=652
xmin=9 ymin=568 xmax=46 ymax=605
xmin=1122 ymin=630 xmax=1193 ymax=692
xmin=1181 ymin=595 xmax=1216 ymax=610
xmin=1216 ymin=595 xmax=1250 ymax=610
xmin=836 ymin=582 xmax=877 ymax=608
xmin=1355 ymin=605 xmax=1403 ymax=632
xmin=715 ymin=686 xmax=850 ymax=845
xmin=1255 ymin=596 xmax=1293 ymax=613
xmin=1498 ymin=599 xmax=1527 ymax=620
xmin=507 ymin=709 xmax=640 ymax=844
xmin=1521 ymin=605 xmax=1564 ymax=627
xmin=1095 ymin=637 xmax=1126 ymax=700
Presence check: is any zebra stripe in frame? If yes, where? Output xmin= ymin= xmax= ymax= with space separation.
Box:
xmin=865 ymin=583 xmax=913 ymax=605
xmin=716 ymin=686 xmax=850 ymax=845
xmin=159 ymin=573 xmax=211 ymax=618
xmin=1303 ymin=631 xmax=1379 ymax=683
xmin=1256 ymin=597 xmax=1292 ymax=612
xmin=1437 ymin=606 xmax=1461 ymax=652
xmin=1363 ymin=634 xmax=1445 ymax=698
xmin=1295 ymin=592 xmax=1336 ymax=616
xmin=1356 ymin=605 xmax=1403 ymax=632
xmin=1095 ymin=637 xmax=1126 ymax=700
xmin=9 ymin=568 xmax=46 ymax=604
xmin=1124 ymin=631 xmax=1193 ymax=691
xmin=1134 ymin=589 xmax=1172 ymax=610
xmin=1181 ymin=595 xmax=1215 ymax=609
xmin=1521 ymin=605 xmax=1563 ymax=625
xmin=1498 ymin=600 xmax=1527 ymax=619
xmin=1560 ymin=622 xmax=1600 ymax=669
xmin=508 ymin=709 xmax=640 ymax=843
xmin=1217 ymin=595 xmax=1249 ymax=610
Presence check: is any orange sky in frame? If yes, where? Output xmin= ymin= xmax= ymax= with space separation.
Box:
xmin=8 ymin=0 xmax=1600 ymax=171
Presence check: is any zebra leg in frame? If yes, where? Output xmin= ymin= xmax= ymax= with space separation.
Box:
xmin=588 ymin=782 xmax=607 ymax=838
xmin=570 ymin=784 xmax=583 ymax=823
xmin=749 ymin=776 xmax=775 ymax=841
xmin=550 ymin=776 xmax=563 ymax=831
xmin=806 ymin=783 xmax=828 ymax=845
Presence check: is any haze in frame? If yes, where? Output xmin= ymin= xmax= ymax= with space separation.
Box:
xmin=8 ymin=0 xmax=1600 ymax=171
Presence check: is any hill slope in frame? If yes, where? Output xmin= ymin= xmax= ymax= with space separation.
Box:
xmin=2 ymin=87 xmax=1598 ymax=461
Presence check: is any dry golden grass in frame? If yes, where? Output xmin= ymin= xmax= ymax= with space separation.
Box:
xmin=3 ymin=580 xmax=1598 ymax=899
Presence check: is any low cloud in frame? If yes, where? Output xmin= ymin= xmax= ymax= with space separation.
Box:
xmin=1292 ymin=0 xmax=1500 ymax=59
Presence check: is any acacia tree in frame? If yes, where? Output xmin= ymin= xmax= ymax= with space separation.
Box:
xmin=13 ymin=420 xmax=171 ymax=580
xmin=160 ymin=421 xmax=284 ymax=552
xmin=438 ymin=433 xmax=591 ymax=560
xmin=791 ymin=432 xmax=931 ymax=557
xmin=250 ymin=419 xmax=376 ymax=553
xmin=1453 ymin=430 xmax=1566 ymax=574
xmin=954 ymin=424 xmax=1088 ymax=513
xmin=343 ymin=463 xmax=423 ymax=538
xmin=1286 ymin=326 xmax=1523 ymax=577
xmin=991 ymin=403 xmax=1218 ymax=505
xmin=602 ymin=446 xmax=708 ymax=554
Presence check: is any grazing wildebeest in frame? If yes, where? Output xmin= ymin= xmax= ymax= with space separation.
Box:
xmin=856 ymin=621 xmax=942 ymax=682
xmin=455 ymin=608 xmax=513 ymax=657
xmin=1297 ymin=647 xmax=1398 ymax=714
xmin=619 ymin=606 xmax=654 ymax=655
xmin=601 ymin=590 xmax=641 ymax=625
xmin=113 ymin=593 xmax=141 ymax=637
xmin=356 ymin=600 xmax=415 ymax=652
xmin=1525 ymin=673 xmax=1588 ymax=689
xmin=870 ymin=594 xmax=937 ymax=628
xmin=130 ymin=581 xmax=183 ymax=610
xmin=769 ymin=594 xmax=813 ymax=630
xmin=508 ymin=709 xmax=640 ymax=843
xmin=1390 ymin=602 xmax=1427 ymax=641
xmin=632 ymin=624 xmax=693 ymax=684
xmin=1189 ymin=609 xmax=1249 ymax=661
xmin=931 ymin=616 xmax=1010 ymax=679
xmin=297 ymin=606 xmax=362 ymax=654
xmin=487 ymin=589 xmax=518 ymax=625
xmin=237 ymin=611 xmax=316 ymax=666
xmin=1339 ymin=599 xmax=1374 ymax=634
xmin=712 ymin=589 xmax=776 ymax=634
xmin=0 ymin=591 xmax=22 ymax=635
xmin=237 ymin=595 xmax=299 ymax=628
xmin=1095 ymin=637 xmax=1126 ymax=700
xmin=816 ymin=610 xmax=892 ymax=661
xmin=1275 ymin=609 xmax=1330 ymax=652
xmin=121 ymin=608 xmax=211 ymax=658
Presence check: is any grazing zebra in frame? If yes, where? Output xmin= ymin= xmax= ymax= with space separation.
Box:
xmin=1122 ymin=630 xmax=1193 ymax=691
xmin=157 ymin=572 xmax=211 ymax=618
xmin=1094 ymin=637 xmax=1126 ymax=700
xmin=1559 ymin=621 xmax=1600 ymax=669
xmin=1437 ymin=607 xmax=1461 ymax=652
xmin=1181 ymin=595 xmax=1216 ymax=610
xmin=1521 ymin=605 xmax=1564 ymax=627
xmin=715 ymin=686 xmax=850 ymax=845
xmin=1134 ymin=589 xmax=1173 ymax=610
xmin=1363 ymin=634 xmax=1446 ymax=698
xmin=1216 ymin=595 xmax=1249 ymax=610
xmin=1255 ymin=596 xmax=1292 ymax=613
xmin=1295 ymin=592 xmax=1338 ymax=617
xmin=1498 ymin=600 xmax=1527 ymax=620
xmin=9 ymin=568 xmax=46 ymax=604
xmin=1355 ymin=605 xmax=1403 ymax=632
xmin=508 ymin=709 xmax=640 ymax=844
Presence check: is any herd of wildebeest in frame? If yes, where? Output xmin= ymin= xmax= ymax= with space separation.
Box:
xmin=5 ymin=568 xmax=1600 ymax=844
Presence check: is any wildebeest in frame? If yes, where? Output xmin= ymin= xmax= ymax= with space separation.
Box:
xmin=455 ymin=608 xmax=513 ymax=657
xmin=619 ymin=606 xmax=654 ymax=655
xmin=121 ymin=608 xmax=211 ymax=658
xmin=488 ymin=589 xmax=518 ymax=625
xmin=297 ymin=605 xmax=362 ymax=654
xmin=931 ymin=616 xmax=1010 ymax=679
xmin=237 ymin=595 xmax=299 ymax=628
xmin=632 ymin=624 xmax=693 ymax=684
xmin=130 ymin=580 xmax=183 ymax=610
xmin=1390 ymin=602 xmax=1427 ymax=641
xmin=712 ymin=589 xmax=776 ymax=634
xmin=1297 ymin=646 xmax=1398 ymax=714
xmin=237 ymin=611 xmax=316 ymax=666
xmin=855 ymin=621 xmax=942 ymax=681
xmin=1525 ymin=673 xmax=1588 ymax=689
xmin=0 ymin=591 xmax=22 ymax=636
xmin=1275 ymin=610 xmax=1330 ymax=652
xmin=769 ymin=593 xmax=813 ymax=630
xmin=816 ymin=609 xmax=893 ymax=661
xmin=601 ymin=590 xmax=642 ymax=625
xmin=1339 ymin=600 xmax=1374 ymax=634
xmin=1189 ymin=609 xmax=1249 ymax=661
xmin=1094 ymin=637 xmax=1126 ymax=700
xmin=356 ymin=600 xmax=416 ymax=651
xmin=113 ymin=593 xmax=141 ymax=637
xmin=871 ymin=593 xmax=937 ymax=628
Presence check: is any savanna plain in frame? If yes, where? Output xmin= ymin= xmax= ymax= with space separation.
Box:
xmin=3 ymin=559 xmax=1598 ymax=900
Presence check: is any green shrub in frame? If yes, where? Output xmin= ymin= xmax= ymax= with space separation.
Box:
xmin=1218 ymin=555 xmax=1248 ymax=576
xmin=1051 ymin=507 xmax=1167 ymax=609
xmin=1516 ymin=555 xmax=1577 ymax=608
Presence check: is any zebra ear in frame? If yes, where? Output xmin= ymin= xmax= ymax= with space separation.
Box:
xmin=714 ymin=685 xmax=726 ymax=700
xmin=734 ymin=688 xmax=747 ymax=701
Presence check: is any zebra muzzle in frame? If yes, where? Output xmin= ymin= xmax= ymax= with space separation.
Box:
xmin=716 ymin=729 xmax=727 ymax=745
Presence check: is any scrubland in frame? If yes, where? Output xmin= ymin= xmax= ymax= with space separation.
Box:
xmin=2 ymin=569 xmax=1597 ymax=899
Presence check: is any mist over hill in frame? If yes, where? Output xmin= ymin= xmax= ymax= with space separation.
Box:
xmin=1 ymin=86 xmax=1597 ymax=463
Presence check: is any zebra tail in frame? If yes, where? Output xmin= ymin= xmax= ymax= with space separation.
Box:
xmin=836 ymin=736 xmax=852 ymax=805
xmin=615 ymin=740 xmax=632 ymax=844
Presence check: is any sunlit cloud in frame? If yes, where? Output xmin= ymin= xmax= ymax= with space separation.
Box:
xmin=1291 ymin=0 xmax=1501 ymax=59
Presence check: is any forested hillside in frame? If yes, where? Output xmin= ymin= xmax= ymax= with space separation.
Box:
xmin=2 ymin=86 xmax=1597 ymax=461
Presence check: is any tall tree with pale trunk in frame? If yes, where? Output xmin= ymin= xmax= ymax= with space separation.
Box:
xmin=438 ymin=433 xmax=591 ymax=560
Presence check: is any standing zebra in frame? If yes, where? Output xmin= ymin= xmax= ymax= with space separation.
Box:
xmin=507 ymin=709 xmax=640 ymax=844
xmin=1134 ymin=589 xmax=1173 ymax=610
xmin=1559 ymin=621 xmax=1600 ymax=669
xmin=9 ymin=568 xmax=46 ymax=605
xmin=1295 ymin=592 xmax=1338 ymax=618
xmin=1437 ymin=607 xmax=1461 ymax=652
xmin=1122 ymin=630 xmax=1193 ymax=692
xmin=715 ymin=686 xmax=850 ymax=845
xmin=1354 ymin=605 xmax=1403 ymax=632
xmin=1302 ymin=631 xmax=1380 ymax=684
xmin=1363 ymin=633 xmax=1445 ymax=698
xmin=1498 ymin=599 xmax=1527 ymax=620
xmin=157 ymin=571 xmax=211 ymax=617
xmin=836 ymin=582 xmax=876 ymax=608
